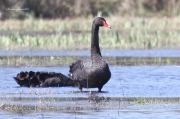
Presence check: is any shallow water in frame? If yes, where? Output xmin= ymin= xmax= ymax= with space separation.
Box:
xmin=0 ymin=49 xmax=180 ymax=57
xmin=1 ymin=66 xmax=180 ymax=118
xmin=1 ymin=66 xmax=180 ymax=97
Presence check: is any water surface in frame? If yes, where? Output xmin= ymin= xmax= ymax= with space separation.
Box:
xmin=0 ymin=49 xmax=180 ymax=57
xmin=0 ymin=66 xmax=180 ymax=118
xmin=1 ymin=66 xmax=180 ymax=97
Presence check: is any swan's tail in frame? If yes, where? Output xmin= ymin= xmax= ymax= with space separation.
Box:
xmin=14 ymin=71 xmax=75 ymax=87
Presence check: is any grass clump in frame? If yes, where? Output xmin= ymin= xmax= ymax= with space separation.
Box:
xmin=135 ymin=98 xmax=146 ymax=104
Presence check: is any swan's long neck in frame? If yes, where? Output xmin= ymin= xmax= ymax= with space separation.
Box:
xmin=91 ymin=24 xmax=102 ymax=63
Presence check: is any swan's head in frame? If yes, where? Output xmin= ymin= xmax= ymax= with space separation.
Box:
xmin=94 ymin=17 xmax=111 ymax=29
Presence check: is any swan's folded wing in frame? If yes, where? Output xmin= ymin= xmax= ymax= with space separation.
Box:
xmin=69 ymin=59 xmax=92 ymax=81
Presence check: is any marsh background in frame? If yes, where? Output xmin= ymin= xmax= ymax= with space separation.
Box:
xmin=1 ymin=0 xmax=180 ymax=51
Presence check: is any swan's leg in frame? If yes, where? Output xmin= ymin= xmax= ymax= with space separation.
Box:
xmin=78 ymin=84 xmax=83 ymax=92
xmin=98 ymin=85 xmax=103 ymax=92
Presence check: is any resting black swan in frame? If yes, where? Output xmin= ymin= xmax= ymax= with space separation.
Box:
xmin=13 ymin=17 xmax=111 ymax=92
xmin=14 ymin=71 xmax=74 ymax=87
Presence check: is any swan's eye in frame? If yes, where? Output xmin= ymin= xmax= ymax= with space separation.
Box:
xmin=101 ymin=20 xmax=111 ymax=29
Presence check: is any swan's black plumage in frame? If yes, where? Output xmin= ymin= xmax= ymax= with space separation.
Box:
xmin=14 ymin=71 xmax=74 ymax=87
xmin=69 ymin=17 xmax=111 ymax=92
xmin=13 ymin=17 xmax=111 ymax=92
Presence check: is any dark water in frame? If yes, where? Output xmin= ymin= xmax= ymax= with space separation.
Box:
xmin=1 ymin=66 xmax=180 ymax=119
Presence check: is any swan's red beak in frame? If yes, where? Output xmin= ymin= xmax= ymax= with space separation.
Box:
xmin=101 ymin=20 xmax=111 ymax=29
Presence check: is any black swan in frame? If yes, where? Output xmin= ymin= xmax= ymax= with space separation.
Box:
xmin=13 ymin=17 xmax=111 ymax=92
xmin=69 ymin=17 xmax=111 ymax=92
xmin=14 ymin=71 xmax=74 ymax=87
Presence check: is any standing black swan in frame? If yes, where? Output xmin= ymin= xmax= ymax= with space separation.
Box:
xmin=69 ymin=17 xmax=111 ymax=92
xmin=13 ymin=17 xmax=111 ymax=92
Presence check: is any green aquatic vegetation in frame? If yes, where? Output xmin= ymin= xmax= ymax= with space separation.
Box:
xmin=0 ymin=56 xmax=180 ymax=67
xmin=166 ymin=59 xmax=171 ymax=65
xmin=135 ymin=98 xmax=146 ymax=104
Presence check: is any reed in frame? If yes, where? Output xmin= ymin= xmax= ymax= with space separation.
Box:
xmin=1 ymin=16 xmax=180 ymax=50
